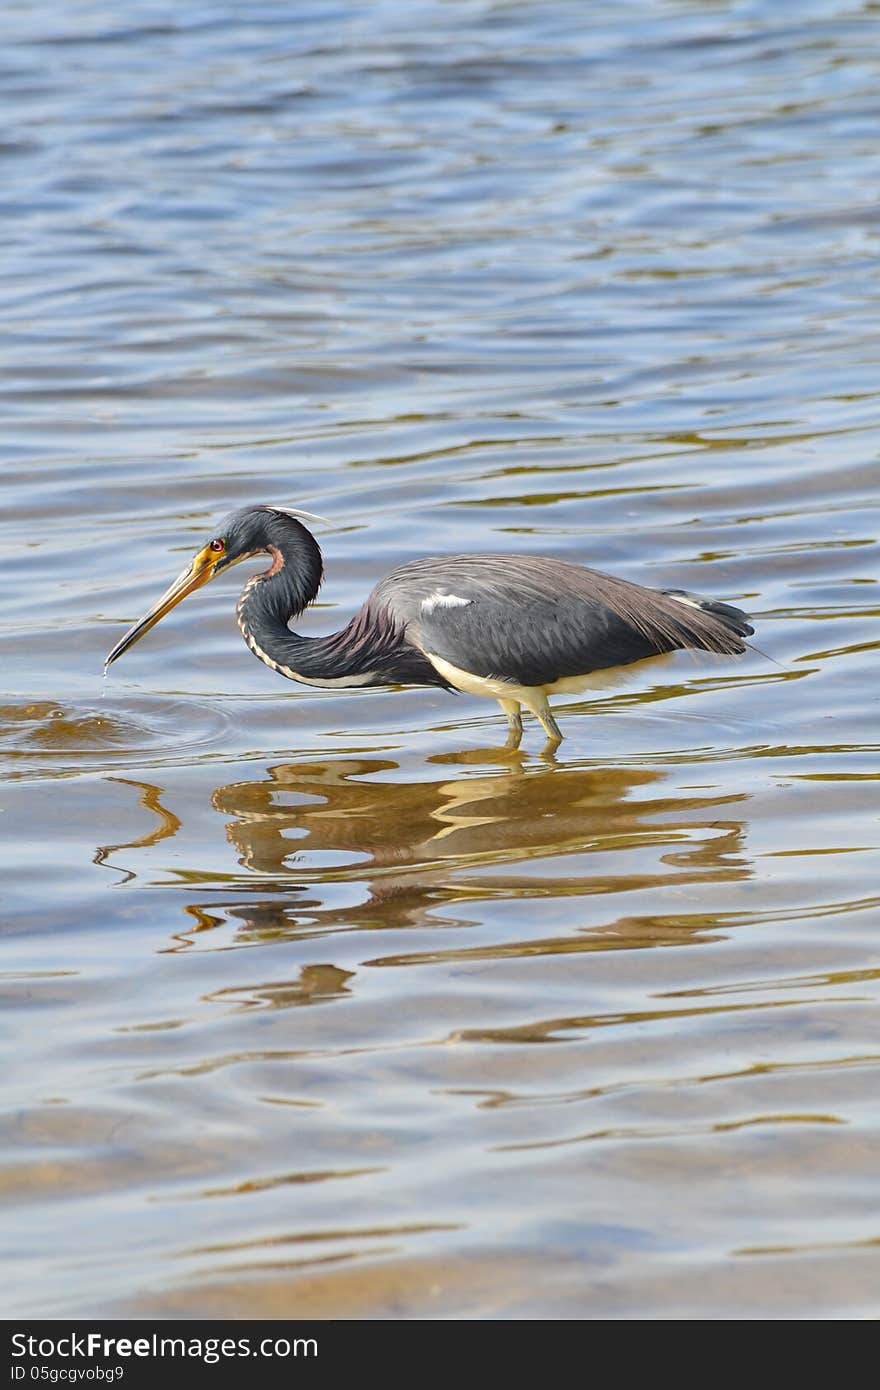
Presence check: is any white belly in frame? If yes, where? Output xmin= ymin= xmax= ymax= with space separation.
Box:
xmin=545 ymin=652 xmax=671 ymax=694
xmin=425 ymin=650 xmax=671 ymax=702
xmin=424 ymin=654 xmax=539 ymax=704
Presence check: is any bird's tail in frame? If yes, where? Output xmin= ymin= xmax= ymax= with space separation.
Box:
xmin=661 ymin=588 xmax=755 ymax=642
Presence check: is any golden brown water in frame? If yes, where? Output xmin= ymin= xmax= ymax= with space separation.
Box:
xmin=2 ymin=1 xmax=879 ymax=1319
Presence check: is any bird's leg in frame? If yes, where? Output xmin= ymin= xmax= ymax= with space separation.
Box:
xmin=529 ymin=693 xmax=563 ymax=746
xmin=498 ymin=698 xmax=523 ymax=750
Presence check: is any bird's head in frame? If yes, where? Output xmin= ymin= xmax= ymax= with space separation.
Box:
xmin=104 ymin=505 xmax=328 ymax=669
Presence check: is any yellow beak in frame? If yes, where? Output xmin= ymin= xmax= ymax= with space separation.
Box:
xmin=104 ymin=545 xmax=222 ymax=669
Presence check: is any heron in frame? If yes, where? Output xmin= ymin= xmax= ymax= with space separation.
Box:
xmin=105 ymin=504 xmax=754 ymax=748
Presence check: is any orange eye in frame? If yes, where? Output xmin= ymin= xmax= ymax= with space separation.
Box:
xmin=210 ymin=539 xmax=225 ymax=552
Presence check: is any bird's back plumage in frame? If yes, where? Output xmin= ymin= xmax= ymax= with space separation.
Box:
xmin=372 ymin=553 xmax=753 ymax=688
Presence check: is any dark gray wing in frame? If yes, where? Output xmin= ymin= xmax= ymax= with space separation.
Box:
xmin=373 ymin=554 xmax=752 ymax=687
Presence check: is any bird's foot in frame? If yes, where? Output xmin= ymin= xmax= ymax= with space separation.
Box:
xmin=536 ymin=708 xmax=562 ymax=744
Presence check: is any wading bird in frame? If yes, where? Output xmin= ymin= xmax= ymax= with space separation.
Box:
xmin=105 ymin=505 xmax=754 ymax=748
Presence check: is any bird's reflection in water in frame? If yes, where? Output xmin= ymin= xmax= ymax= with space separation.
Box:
xmin=96 ymin=752 xmax=751 ymax=955
xmin=203 ymin=963 xmax=355 ymax=1013
xmin=94 ymin=777 xmax=182 ymax=883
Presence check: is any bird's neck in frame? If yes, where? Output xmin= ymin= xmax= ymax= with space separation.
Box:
xmin=235 ymin=527 xmax=378 ymax=688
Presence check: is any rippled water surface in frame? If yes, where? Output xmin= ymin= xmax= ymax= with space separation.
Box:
xmin=2 ymin=0 xmax=879 ymax=1319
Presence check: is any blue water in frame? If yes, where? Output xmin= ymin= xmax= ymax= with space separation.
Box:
xmin=1 ymin=1 xmax=879 ymax=1318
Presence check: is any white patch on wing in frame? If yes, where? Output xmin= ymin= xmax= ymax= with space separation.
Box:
xmin=666 ymin=592 xmax=703 ymax=611
xmin=420 ymin=591 xmax=473 ymax=616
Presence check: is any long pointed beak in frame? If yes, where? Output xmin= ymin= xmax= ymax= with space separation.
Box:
xmin=104 ymin=546 xmax=221 ymax=669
